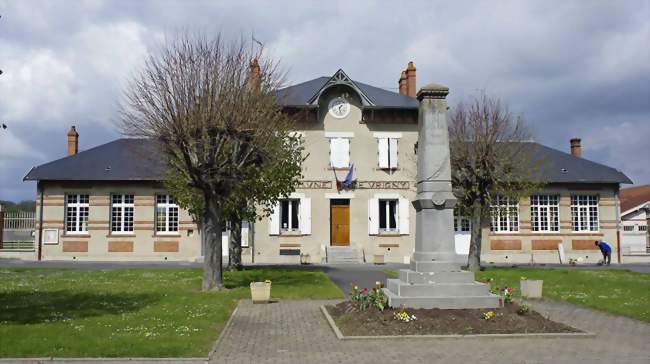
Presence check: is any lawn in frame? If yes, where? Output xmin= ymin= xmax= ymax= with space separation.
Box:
xmin=383 ymin=267 xmax=650 ymax=322
xmin=0 ymin=267 xmax=343 ymax=358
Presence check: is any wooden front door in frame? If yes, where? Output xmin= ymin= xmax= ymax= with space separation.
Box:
xmin=330 ymin=200 xmax=350 ymax=246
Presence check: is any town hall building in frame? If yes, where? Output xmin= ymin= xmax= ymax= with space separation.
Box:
xmin=23 ymin=62 xmax=632 ymax=264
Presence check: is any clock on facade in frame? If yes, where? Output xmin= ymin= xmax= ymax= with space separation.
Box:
xmin=328 ymin=97 xmax=350 ymax=119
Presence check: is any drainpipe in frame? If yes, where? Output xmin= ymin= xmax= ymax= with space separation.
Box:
xmin=37 ymin=181 xmax=44 ymax=261
xmin=250 ymin=221 xmax=255 ymax=264
xmin=614 ymin=186 xmax=621 ymax=264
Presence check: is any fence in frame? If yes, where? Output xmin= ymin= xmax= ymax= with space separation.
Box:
xmin=1 ymin=210 xmax=36 ymax=251
xmin=3 ymin=211 xmax=36 ymax=230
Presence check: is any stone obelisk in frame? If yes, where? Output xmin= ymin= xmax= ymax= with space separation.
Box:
xmin=383 ymin=84 xmax=499 ymax=309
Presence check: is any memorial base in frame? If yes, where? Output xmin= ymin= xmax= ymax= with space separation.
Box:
xmin=383 ymin=261 xmax=500 ymax=309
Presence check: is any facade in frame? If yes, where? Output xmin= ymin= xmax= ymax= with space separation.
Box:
xmin=619 ymin=184 xmax=650 ymax=256
xmin=23 ymin=63 xmax=632 ymax=264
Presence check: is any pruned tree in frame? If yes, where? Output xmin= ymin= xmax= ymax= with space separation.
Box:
xmin=449 ymin=94 xmax=544 ymax=272
xmin=121 ymin=33 xmax=303 ymax=290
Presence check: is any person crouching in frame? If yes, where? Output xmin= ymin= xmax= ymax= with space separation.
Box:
xmin=594 ymin=240 xmax=612 ymax=265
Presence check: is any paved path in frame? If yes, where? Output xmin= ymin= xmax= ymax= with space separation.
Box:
xmin=211 ymin=299 xmax=650 ymax=364
xmin=319 ymin=263 xmax=406 ymax=296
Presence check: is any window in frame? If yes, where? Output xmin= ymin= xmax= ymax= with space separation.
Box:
xmin=155 ymin=195 xmax=178 ymax=233
xmin=378 ymin=138 xmax=398 ymax=169
xmin=329 ymin=137 xmax=350 ymax=168
xmin=280 ymin=199 xmax=300 ymax=232
xmin=379 ymin=199 xmax=399 ymax=232
xmin=530 ymin=195 xmax=559 ymax=232
xmin=111 ymin=194 xmax=134 ymax=233
xmin=623 ymin=225 xmax=635 ymax=232
xmin=268 ymin=196 xmax=311 ymax=235
xmin=454 ymin=216 xmax=471 ymax=232
xmin=639 ymin=225 xmax=648 ymax=232
xmin=491 ymin=196 xmax=519 ymax=232
xmin=65 ymin=194 xmax=89 ymax=233
xmin=571 ymin=195 xmax=599 ymax=232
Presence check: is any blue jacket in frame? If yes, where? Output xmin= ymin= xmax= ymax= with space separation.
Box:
xmin=597 ymin=241 xmax=612 ymax=254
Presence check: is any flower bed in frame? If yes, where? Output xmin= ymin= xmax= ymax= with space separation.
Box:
xmin=326 ymin=301 xmax=580 ymax=336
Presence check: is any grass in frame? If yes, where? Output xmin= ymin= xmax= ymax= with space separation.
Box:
xmin=0 ymin=267 xmax=343 ymax=358
xmin=383 ymin=267 xmax=650 ymax=322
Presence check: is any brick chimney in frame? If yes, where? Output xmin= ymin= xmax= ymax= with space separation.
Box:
xmin=249 ymin=58 xmax=260 ymax=90
xmin=406 ymin=61 xmax=417 ymax=98
xmin=398 ymin=71 xmax=408 ymax=95
xmin=67 ymin=126 xmax=79 ymax=156
xmin=570 ymin=138 xmax=581 ymax=158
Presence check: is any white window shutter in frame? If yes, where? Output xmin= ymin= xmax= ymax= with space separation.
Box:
xmin=399 ymin=197 xmax=410 ymax=235
xmin=389 ymin=138 xmax=398 ymax=168
xmin=331 ymin=138 xmax=350 ymax=168
xmin=299 ymin=197 xmax=311 ymax=235
xmin=368 ymin=198 xmax=379 ymax=235
xmin=341 ymin=138 xmax=350 ymax=167
xmin=268 ymin=202 xmax=280 ymax=235
xmin=378 ymin=138 xmax=389 ymax=168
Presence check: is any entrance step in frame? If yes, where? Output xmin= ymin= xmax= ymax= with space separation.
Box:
xmin=326 ymin=246 xmax=363 ymax=264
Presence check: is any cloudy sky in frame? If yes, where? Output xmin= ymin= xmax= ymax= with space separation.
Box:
xmin=0 ymin=0 xmax=648 ymax=201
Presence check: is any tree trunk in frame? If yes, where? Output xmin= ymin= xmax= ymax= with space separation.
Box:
xmin=202 ymin=199 xmax=224 ymax=291
xmin=228 ymin=217 xmax=243 ymax=271
xmin=467 ymin=201 xmax=484 ymax=272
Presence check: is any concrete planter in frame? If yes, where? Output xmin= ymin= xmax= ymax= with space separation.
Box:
xmin=520 ymin=280 xmax=543 ymax=298
xmin=250 ymin=281 xmax=271 ymax=303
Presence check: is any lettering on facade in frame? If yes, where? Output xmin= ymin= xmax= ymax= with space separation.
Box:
xmin=357 ymin=181 xmax=412 ymax=190
xmin=299 ymin=180 xmax=332 ymax=189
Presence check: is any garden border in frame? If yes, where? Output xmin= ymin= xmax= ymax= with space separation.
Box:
xmin=320 ymin=305 xmax=596 ymax=340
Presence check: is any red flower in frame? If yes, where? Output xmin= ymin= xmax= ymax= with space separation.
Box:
xmin=360 ymin=288 xmax=367 ymax=294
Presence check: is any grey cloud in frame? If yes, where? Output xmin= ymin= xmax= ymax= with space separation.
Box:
xmin=0 ymin=0 xmax=648 ymax=201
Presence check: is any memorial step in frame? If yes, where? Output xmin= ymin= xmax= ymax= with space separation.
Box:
xmin=399 ymin=269 xmax=476 ymax=284
xmin=386 ymin=278 xmax=491 ymax=297
xmin=383 ymin=288 xmax=501 ymax=309
xmin=410 ymin=260 xmax=463 ymax=272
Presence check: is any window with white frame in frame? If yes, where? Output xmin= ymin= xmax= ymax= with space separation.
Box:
xmin=530 ymin=195 xmax=559 ymax=232
xmin=368 ymin=196 xmax=409 ymax=235
xmin=623 ymin=225 xmax=635 ymax=232
xmin=155 ymin=195 xmax=178 ymax=233
xmin=280 ymin=199 xmax=300 ymax=232
xmin=491 ymin=196 xmax=519 ymax=232
xmin=268 ymin=196 xmax=311 ymax=235
xmin=379 ymin=199 xmax=399 ymax=232
xmin=454 ymin=215 xmax=471 ymax=233
xmin=639 ymin=225 xmax=648 ymax=232
xmin=111 ymin=194 xmax=134 ymax=233
xmin=65 ymin=194 xmax=89 ymax=233
xmin=329 ymin=137 xmax=350 ymax=168
xmin=378 ymin=138 xmax=398 ymax=169
xmin=571 ymin=195 xmax=599 ymax=232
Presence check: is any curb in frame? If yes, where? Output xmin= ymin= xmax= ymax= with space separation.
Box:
xmin=320 ymin=305 xmax=596 ymax=340
xmin=0 ymin=358 xmax=207 ymax=363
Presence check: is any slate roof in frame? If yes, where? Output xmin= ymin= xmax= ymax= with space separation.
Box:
xmin=24 ymin=139 xmax=165 ymax=182
xmin=526 ymin=143 xmax=632 ymax=185
xmin=24 ymin=139 xmax=632 ymax=185
xmin=275 ymin=73 xmax=419 ymax=109
xmin=620 ymin=184 xmax=650 ymax=213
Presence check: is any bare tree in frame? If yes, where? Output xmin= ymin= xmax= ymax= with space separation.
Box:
xmin=449 ymin=94 xmax=543 ymax=272
xmin=121 ymin=33 xmax=303 ymax=290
